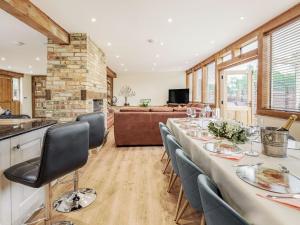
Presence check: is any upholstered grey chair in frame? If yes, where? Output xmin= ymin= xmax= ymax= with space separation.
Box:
xmin=165 ymin=134 xmax=181 ymax=193
xmin=197 ymin=174 xmax=250 ymax=225
xmin=175 ymin=148 xmax=205 ymax=224
xmin=159 ymin=123 xmax=172 ymax=174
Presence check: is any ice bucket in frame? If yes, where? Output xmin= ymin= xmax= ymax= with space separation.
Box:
xmin=261 ymin=127 xmax=289 ymax=158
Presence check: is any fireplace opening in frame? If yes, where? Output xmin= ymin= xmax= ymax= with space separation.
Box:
xmin=93 ymin=99 xmax=103 ymax=112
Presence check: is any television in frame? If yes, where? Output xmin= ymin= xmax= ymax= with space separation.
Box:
xmin=168 ymin=89 xmax=189 ymax=104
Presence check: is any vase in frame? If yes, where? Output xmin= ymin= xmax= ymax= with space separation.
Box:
xmin=124 ymin=97 xmax=130 ymax=106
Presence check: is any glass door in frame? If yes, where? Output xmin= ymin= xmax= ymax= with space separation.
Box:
xmin=220 ymin=60 xmax=257 ymax=125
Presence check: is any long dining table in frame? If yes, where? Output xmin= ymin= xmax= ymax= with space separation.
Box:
xmin=167 ymin=118 xmax=300 ymax=225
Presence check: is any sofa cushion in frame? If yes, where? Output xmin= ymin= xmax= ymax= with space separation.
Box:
xmin=173 ymin=106 xmax=187 ymax=112
xmin=150 ymin=107 xmax=174 ymax=112
xmin=120 ymin=107 xmax=150 ymax=112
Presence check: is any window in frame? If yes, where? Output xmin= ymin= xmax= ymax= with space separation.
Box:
xmin=241 ymin=41 xmax=258 ymax=54
xmin=222 ymin=54 xmax=232 ymax=62
xmin=206 ymin=62 xmax=216 ymax=103
xmin=188 ymin=73 xmax=193 ymax=102
xmin=263 ymin=18 xmax=300 ymax=112
xmin=12 ymin=78 xmax=20 ymax=101
xmin=196 ymin=69 xmax=202 ymax=101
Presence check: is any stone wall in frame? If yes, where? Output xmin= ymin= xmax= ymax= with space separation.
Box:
xmin=36 ymin=33 xmax=107 ymax=122
xmin=32 ymin=76 xmax=46 ymax=118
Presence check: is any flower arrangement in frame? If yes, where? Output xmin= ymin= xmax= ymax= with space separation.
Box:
xmin=119 ymin=85 xmax=136 ymax=106
xmin=208 ymin=121 xmax=248 ymax=144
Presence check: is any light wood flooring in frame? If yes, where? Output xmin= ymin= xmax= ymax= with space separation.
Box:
xmin=29 ymin=128 xmax=200 ymax=225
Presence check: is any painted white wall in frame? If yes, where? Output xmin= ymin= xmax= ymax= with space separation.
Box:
xmin=20 ymin=75 xmax=32 ymax=117
xmin=257 ymin=115 xmax=300 ymax=140
xmin=114 ymin=71 xmax=185 ymax=106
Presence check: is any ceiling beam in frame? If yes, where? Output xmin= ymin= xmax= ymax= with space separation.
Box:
xmin=0 ymin=69 xmax=24 ymax=78
xmin=0 ymin=0 xmax=69 ymax=44
xmin=107 ymin=67 xmax=117 ymax=78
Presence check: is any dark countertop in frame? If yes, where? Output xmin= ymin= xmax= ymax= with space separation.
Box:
xmin=0 ymin=119 xmax=57 ymax=141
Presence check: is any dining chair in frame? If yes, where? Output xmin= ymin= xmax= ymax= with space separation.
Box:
xmin=159 ymin=122 xmax=169 ymax=160
xmin=159 ymin=123 xmax=172 ymax=174
xmin=197 ymin=174 xmax=250 ymax=225
xmin=175 ymin=148 xmax=205 ymax=224
xmin=165 ymin=134 xmax=181 ymax=193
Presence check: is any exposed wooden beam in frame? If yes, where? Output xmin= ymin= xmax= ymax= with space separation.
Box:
xmin=0 ymin=0 xmax=69 ymax=44
xmin=107 ymin=67 xmax=117 ymax=78
xmin=0 ymin=69 xmax=23 ymax=78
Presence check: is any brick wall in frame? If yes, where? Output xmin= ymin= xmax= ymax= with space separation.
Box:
xmin=36 ymin=33 xmax=107 ymax=122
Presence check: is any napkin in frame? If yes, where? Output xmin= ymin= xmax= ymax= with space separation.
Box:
xmin=211 ymin=153 xmax=244 ymax=160
xmin=257 ymin=194 xmax=300 ymax=211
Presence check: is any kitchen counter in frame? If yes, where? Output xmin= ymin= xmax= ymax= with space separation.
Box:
xmin=0 ymin=119 xmax=57 ymax=141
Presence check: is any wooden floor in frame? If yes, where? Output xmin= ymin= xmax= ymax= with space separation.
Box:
xmin=29 ymin=128 xmax=200 ymax=225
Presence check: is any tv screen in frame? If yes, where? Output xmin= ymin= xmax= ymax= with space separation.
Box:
xmin=168 ymin=89 xmax=189 ymax=104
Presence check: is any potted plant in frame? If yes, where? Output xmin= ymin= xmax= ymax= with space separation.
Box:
xmin=119 ymin=85 xmax=136 ymax=106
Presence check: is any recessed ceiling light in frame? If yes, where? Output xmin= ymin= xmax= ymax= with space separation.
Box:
xmin=107 ymin=42 xmax=112 ymax=47
xmin=28 ymin=65 xmax=32 ymax=69
xmin=1 ymin=57 xmax=5 ymax=61
xmin=12 ymin=41 xmax=25 ymax=46
xmin=35 ymin=57 xmax=40 ymax=61
xmin=91 ymin=18 xmax=97 ymax=22
xmin=7 ymin=65 xmax=12 ymax=69
xmin=210 ymin=40 xmax=215 ymax=44
xmin=240 ymin=16 xmax=245 ymax=20
xmin=194 ymin=53 xmax=199 ymax=57
xmin=155 ymin=54 xmax=160 ymax=58
xmin=160 ymin=42 xmax=164 ymax=46
xmin=153 ymin=62 xmax=157 ymax=67
xmin=116 ymin=55 xmax=120 ymax=58
xmin=167 ymin=18 xmax=173 ymax=23
xmin=120 ymin=63 xmax=124 ymax=67
xmin=124 ymin=68 xmax=128 ymax=72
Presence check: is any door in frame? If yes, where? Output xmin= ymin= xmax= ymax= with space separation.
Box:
xmin=221 ymin=70 xmax=252 ymax=125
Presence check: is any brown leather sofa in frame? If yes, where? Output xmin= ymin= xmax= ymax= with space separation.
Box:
xmin=114 ymin=107 xmax=188 ymax=146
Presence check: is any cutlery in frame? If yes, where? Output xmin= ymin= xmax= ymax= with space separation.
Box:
xmin=266 ymin=194 xmax=300 ymax=199
xmin=279 ymin=164 xmax=300 ymax=180
xmin=233 ymin=162 xmax=263 ymax=167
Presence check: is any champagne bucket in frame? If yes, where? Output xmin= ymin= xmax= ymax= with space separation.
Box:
xmin=261 ymin=127 xmax=289 ymax=158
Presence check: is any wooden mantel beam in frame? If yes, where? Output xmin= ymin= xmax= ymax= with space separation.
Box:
xmin=0 ymin=0 xmax=70 ymax=44
xmin=0 ymin=69 xmax=23 ymax=78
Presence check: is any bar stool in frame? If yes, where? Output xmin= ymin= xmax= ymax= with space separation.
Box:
xmin=54 ymin=112 xmax=105 ymax=213
xmin=197 ymin=174 xmax=250 ymax=225
xmin=4 ymin=122 xmax=90 ymax=225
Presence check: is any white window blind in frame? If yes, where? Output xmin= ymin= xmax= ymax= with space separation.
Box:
xmin=188 ymin=73 xmax=193 ymax=102
xmin=206 ymin=62 xmax=216 ymax=103
xmin=196 ymin=69 xmax=202 ymax=101
xmin=266 ymin=18 xmax=300 ymax=112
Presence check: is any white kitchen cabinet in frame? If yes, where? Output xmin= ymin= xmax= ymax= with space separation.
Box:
xmin=0 ymin=127 xmax=49 ymax=225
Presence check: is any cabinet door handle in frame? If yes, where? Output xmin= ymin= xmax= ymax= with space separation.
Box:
xmin=13 ymin=144 xmax=21 ymax=151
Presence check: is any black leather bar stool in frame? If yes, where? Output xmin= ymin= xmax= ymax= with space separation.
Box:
xmin=4 ymin=122 xmax=89 ymax=225
xmin=54 ymin=112 xmax=106 ymax=213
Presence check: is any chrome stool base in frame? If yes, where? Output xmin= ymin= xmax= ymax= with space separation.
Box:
xmin=54 ymin=188 xmax=97 ymax=213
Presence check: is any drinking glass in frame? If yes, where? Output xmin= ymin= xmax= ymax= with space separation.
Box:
xmin=186 ymin=107 xmax=192 ymax=121
xmin=190 ymin=108 xmax=197 ymax=120
xmin=245 ymin=126 xmax=260 ymax=157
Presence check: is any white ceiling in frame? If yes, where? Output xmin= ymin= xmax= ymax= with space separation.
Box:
xmin=0 ymin=10 xmax=47 ymax=75
xmin=0 ymin=0 xmax=298 ymax=75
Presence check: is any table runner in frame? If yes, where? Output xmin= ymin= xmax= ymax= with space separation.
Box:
xmin=167 ymin=118 xmax=300 ymax=225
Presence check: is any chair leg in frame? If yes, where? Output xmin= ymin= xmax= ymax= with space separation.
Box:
xmin=200 ymin=214 xmax=206 ymax=225
xmin=44 ymin=183 xmax=52 ymax=225
xmin=175 ymin=200 xmax=189 ymax=223
xmin=162 ymin=157 xmax=171 ymax=174
xmin=167 ymin=169 xmax=174 ymax=191
xmin=160 ymin=150 xmax=167 ymax=161
xmin=167 ymin=174 xmax=178 ymax=193
xmin=174 ymin=185 xmax=184 ymax=221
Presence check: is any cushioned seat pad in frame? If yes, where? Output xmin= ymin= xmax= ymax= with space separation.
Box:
xmin=4 ymin=157 xmax=40 ymax=188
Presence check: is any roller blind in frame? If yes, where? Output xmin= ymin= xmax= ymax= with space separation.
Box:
xmin=206 ymin=62 xmax=216 ymax=104
xmin=264 ymin=18 xmax=300 ymax=112
xmin=196 ymin=69 xmax=202 ymax=101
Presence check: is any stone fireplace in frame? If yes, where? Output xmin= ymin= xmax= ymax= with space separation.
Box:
xmin=38 ymin=33 xmax=107 ymax=122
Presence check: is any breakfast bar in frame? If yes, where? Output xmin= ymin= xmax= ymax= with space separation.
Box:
xmin=0 ymin=119 xmax=56 ymax=225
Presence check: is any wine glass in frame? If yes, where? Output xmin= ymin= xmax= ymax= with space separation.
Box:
xmin=190 ymin=108 xmax=197 ymax=120
xmin=186 ymin=107 xmax=192 ymax=121
xmin=245 ymin=126 xmax=260 ymax=157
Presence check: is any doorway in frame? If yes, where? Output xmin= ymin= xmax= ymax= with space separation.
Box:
xmin=220 ymin=60 xmax=258 ymax=125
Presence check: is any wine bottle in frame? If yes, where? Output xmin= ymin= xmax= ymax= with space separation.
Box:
xmin=276 ymin=115 xmax=298 ymax=131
